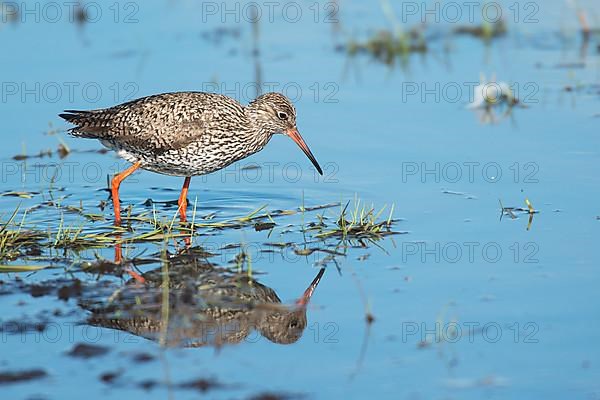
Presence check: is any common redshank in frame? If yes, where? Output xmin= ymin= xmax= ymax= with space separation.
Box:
xmin=59 ymin=92 xmax=323 ymax=224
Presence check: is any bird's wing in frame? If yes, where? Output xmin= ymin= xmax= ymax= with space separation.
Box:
xmin=113 ymin=118 xmax=210 ymax=154
xmin=60 ymin=92 xmax=245 ymax=154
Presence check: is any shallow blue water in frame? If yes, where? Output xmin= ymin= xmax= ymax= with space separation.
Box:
xmin=1 ymin=1 xmax=599 ymax=399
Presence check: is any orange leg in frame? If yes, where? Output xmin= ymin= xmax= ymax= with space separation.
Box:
xmin=178 ymin=176 xmax=191 ymax=222
xmin=115 ymin=241 xmax=123 ymax=263
xmin=114 ymin=236 xmax=145 ymax=283
xmin=111 ymin=162 xmax=142 ymax=225
xmin=178 ymin=177 xmax=193 ymax=249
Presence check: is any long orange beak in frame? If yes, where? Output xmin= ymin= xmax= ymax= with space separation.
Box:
xmin=296 ymin=268 xmax=325 ymax=307
xmin=287 ymin=128 xmax=323 ymax=175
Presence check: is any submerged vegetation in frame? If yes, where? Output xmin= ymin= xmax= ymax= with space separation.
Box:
xmin=344 ymin=28 xmax=427 ymax=66
xmin=0 ymin=191 xmax=402 ymax=272
xmin=339 ymin=1 xmax=508 ymax=67
xmin=499 ymin=198 xmax=538 ymax=230
xmin=314 ymin=199 xmax=398 ymax=240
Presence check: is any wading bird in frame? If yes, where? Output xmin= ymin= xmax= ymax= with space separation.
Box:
xmin=60 ymin=92 xmax=322 ymax=224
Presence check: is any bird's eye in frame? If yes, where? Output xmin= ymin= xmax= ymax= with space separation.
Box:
xmin=277 ymin=112 xmax=288 ymax=120
xmin=289 ymin=319 xmax=299 ymax=328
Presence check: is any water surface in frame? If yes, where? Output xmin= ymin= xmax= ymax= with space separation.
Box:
xmin=1 ymin=1 xmax=599 ymax=399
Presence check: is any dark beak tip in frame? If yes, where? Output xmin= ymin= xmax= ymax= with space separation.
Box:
xmin=310 ymin=159 xmax=323 ymax=176
xmin=287 ymin=128 xmax=323 ymax=177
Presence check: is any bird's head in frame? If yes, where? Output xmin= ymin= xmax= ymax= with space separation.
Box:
xmin=247 ymin=92 xmax=322 ymax=175
xmin=259 ymin=310 xmax=308 ymax=345
xmin=258 ymin=267 xmax=325 ymax=345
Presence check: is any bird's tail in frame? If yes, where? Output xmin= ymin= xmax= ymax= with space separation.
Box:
xmin=59 ymin=109 xmax=107 ymax=138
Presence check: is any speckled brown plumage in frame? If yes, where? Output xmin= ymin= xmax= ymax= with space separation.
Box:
xmin=60 ymin=91 xmax=316 ymax=177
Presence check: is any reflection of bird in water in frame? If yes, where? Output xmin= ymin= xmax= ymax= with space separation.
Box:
xmin=84 ymin=251 xmax=325 ymax=347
